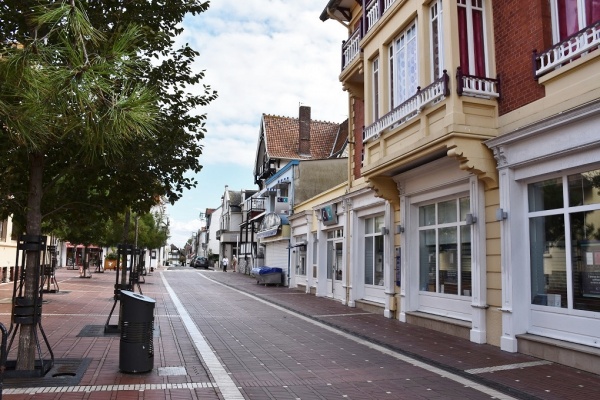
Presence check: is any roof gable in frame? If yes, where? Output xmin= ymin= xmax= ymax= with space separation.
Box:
xmin=262 ymin=113 xmax=343 ymax=160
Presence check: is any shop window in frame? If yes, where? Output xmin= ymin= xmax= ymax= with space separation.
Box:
xmin=457 ymin=0 xmax=487 ymax=76
xmin=364 ymin=216 xmax=385 ymax=286
xmin=327 ymin=229 xmax=344 ymax=280
xmin=418 ymin=197 xmax=472 ymax=296
xmin=528 ymin=169 xmax=600 ymax=312
xmin=296 ymin=252 xmax=306 ymax=276
xmin=295 ymin=236 xmax=306 ymax=276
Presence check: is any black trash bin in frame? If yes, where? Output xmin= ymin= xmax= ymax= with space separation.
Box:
xmin=119 ymin=290 xmax=155 ymax=373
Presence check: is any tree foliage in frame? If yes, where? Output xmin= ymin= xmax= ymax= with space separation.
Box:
xmin=0 ymin=0 xmax=217 ymax=228
xmin=0 ymin=0 xmax=214 ymax=371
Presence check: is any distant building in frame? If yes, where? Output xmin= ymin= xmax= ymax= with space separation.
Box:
xmin=250 ymin=105 xmax=348 ymax=285
xmin=0 ymin=217 xmax=17 ymax=283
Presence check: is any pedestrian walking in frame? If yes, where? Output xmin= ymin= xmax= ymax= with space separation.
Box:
xmin=232 ymin=255 xmax=237 ymax=272
xmin=222 ymin=256 xmax=229 ymax=272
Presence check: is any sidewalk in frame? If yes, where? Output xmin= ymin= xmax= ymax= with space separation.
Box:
xmin=0 ymin=267 xmax=598 ymax=399
xmin=207 ymin=270 xmax=600 ymax=400
xmin=0 ymin=265 xmax=219 ymax=399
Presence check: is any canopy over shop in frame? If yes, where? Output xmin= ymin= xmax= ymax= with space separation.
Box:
xmin=65 ymin=242 xmax=103 ymax=269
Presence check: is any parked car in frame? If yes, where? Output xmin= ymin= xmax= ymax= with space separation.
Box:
xmin=193 ymin=256 xmax=210 ymax=269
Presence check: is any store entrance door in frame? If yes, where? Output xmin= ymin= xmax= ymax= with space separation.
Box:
xmin=327 ymin=240 xmax=344 ymax=300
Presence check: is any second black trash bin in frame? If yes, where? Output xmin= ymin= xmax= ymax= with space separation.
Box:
xmin=119 ymin=290 xmax=155 ymax=373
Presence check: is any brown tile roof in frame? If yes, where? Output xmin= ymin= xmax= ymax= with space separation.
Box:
xmin=331 ymin=119 xmax=349 ymax=156
xmin=262 ymin=114 xmax=345 ymax=160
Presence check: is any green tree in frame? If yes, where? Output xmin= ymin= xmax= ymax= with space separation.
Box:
xmin=0 ymin=1 xmax=159 ymax=370
xmin=1 ymin=0 xmax=216 ymax=239
xmin=1 ymin=0 xmax=215 ymax=371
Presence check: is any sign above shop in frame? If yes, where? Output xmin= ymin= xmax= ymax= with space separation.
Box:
xmin=321 ymin=204 xmax=338 ymax=226
xmin=258 ymin=213 xmax=283 ymax=238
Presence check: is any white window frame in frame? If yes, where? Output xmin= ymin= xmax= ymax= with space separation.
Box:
xmin=417 ymin=196 xmax=472 ymax=297
xmin=364 ymin=215 xmax=385 ymax=287
xmin=389 ymin=20 xmax=418 ymax=109
xmin=550 ymin=0 xmax=598 ymax=43
xmin=457 ymin=0 xmax=489 ymax=76
xmin=430 ymin=0 xmax=445 ymax=81
xmin=326 ymin=228 xmax=344 ymax=280
xmin=372 ymin=56 xmax=380 ymax=121
xmin=524 ymin=169 xmax=600 ymax=346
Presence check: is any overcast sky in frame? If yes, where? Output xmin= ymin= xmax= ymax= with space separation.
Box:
xmin=165 ymin=0 xmax=348 ymax=248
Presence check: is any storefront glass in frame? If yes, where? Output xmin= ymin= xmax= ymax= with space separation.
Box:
xmin=364 ymin=216 xmax=384 ymax=286
xmin=419 ymin=196 xmax=472 ymax=296
xmin=295 ymin=236 xmax=306 ymax=276
xmin=327 ymin=229 xmax=343 ymax=280
xmin=528 ymin=169 xmax=600 ymax=312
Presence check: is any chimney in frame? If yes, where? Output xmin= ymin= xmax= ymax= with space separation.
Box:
xmin=299 ymin=105 xmax=311 ymax=157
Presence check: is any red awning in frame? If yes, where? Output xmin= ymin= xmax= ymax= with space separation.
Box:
xmin=66 ymin=242 xmax=101 ymax=249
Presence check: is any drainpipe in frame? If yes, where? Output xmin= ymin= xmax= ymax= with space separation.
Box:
xmin=287 ymin=238 xmax=291 ymax=287
xmin=345 ymin=106 xmax=354 ymax=306
xmin=345 ymin=199 xmax=351 ymax=306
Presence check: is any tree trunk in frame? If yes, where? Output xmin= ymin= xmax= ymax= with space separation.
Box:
xmin=16 ymin=152 xmax=44 ymax=370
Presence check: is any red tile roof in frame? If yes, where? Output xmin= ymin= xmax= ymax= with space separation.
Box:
xmin=262 ymin=114 xmax=347 ymax=160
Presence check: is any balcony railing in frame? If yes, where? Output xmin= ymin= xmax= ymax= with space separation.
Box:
xmin=243 ymin=197 xmax=265 ymax=212
xmin=456 ymin=67 xmax=500 ymax=99
xmin=533 ymin=20 xmax=600 ymax=79
xmin=365 ymin=0 xmax=380 ymax=31
xmin=257 ymin=159 xmax=276 ymax=180
xmin=364 ymin=0 xmax=398 ymax=34
xmin=363 ymin=71 xmax=449 ymax=143
xmin=342 ymin=23 xmax=362 ymax=71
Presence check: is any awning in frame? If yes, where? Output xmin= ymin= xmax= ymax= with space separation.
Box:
xmin=249 ymin=211 xmax=266 ymax=222
xmin=66 ymin=243 xmax=101 ymax=249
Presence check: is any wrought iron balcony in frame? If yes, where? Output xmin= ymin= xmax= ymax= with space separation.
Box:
xmin=456 ymin=67 xmax=500 ymax=99
xmin=533 ymin=20 xmax=600 ymax=79
xmin=257 ymin=160 xmax=276 ymax=180
xmin=363 ymin=71 xmax=449 ymax=142
xmin=243 ymin=196 xmax=266 ymax=220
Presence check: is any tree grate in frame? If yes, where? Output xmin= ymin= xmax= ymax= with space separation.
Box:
xmin=77 ymin=324 xmax=160 ymax=337
xmin=3 ymin=358 xmax=91 ymax=388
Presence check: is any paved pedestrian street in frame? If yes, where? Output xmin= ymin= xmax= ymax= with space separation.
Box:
xmin=0 ymin=266 xmax=599 ymax=399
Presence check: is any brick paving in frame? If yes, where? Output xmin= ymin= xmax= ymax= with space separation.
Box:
xmin=205 ymin=270 xmax=600 ymax=400
xmin=0 ymin=266 xmax=598 ymax=399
